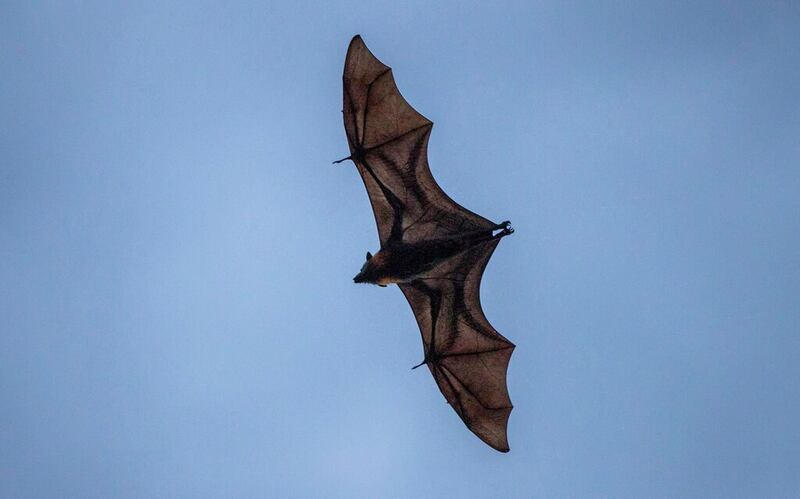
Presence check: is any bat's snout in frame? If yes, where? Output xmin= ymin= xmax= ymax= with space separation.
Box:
xmin=353 ymin=273 xmax=365 ymax=283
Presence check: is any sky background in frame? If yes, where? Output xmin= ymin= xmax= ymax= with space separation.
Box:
xmin=2 ymin=1 xmax=799 ymax=498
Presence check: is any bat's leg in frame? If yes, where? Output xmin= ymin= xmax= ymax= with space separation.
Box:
xmin=456 ymin=222 xmax=514 ymax=247
xmin=455 ymin=221 xmax=513 ymax=242
xmin=493 ymin=225 xmax=514 ymax=238
xmin=408 ymin=280 xmax=442 ymax=370
xmin=490 ymin=220 xmax=514 ymax=239
xmin=332 ymin=155 xmax=352 ymax=164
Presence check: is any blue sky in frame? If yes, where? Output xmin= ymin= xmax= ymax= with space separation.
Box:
xmin=1 ymin=1 xmax=799 ymax=497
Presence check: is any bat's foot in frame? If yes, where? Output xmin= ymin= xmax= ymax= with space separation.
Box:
xmin=494 ymin=221 xmax=514 ymax=237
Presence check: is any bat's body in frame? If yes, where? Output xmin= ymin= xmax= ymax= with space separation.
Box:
xmin=338 ymin=35 xmax=516 ymax=452
xmin=354 ymin=224 xmax=512 ymax=286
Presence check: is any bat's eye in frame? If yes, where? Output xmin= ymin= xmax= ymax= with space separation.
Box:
xmin=366 ymin=251 xmax=373 ymax=261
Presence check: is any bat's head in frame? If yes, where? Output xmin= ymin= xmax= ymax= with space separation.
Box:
xmin=353 ymin=251 xmax=380 ymax=284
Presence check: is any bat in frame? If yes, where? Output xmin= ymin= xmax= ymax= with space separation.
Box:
xmin=335 ymin=35 xmax=516 ymax=452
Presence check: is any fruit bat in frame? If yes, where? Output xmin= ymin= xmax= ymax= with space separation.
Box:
xmin=335 ymin=35 xmax=515 ymax=452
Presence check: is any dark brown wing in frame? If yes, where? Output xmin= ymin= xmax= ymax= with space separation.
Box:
xmin=399 ymin=238 xmax=515 ymax=452
xmin=342 ymin=35 xmax=497 ymax=247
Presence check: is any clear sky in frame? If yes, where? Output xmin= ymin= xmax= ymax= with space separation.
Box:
xmin=2 ymin=2 xmax=799 ymax=498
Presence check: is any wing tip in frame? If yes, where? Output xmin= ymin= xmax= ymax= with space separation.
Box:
xmin=344 ymin=34 xmax=388 ymax=78
xmin=483 ymin=404 xmax=514 ymax=453
xmin=485 ymin=432 xmax=511 ymax=453
xmin=347 ymin=34 xmax=371 ymax=58
xmin=349 ymin=34 xmax=363 ymax=46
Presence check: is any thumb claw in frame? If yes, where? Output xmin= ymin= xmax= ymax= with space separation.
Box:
xmin=332 ymin=155 xmax=352 ymax=164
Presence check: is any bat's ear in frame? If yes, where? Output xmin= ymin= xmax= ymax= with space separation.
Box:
xmin=366 ymin=251 xmax=373 ymax=261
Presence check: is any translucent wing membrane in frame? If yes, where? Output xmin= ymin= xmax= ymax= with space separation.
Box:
xmin=400 ymin=239 xmax=514 ymax=452
xmin=343 ymin=36 xmax=496 ymax=247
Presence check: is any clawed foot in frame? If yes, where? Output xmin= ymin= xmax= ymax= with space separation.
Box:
xmin=496 ymin=220 xmax=514 ymax=236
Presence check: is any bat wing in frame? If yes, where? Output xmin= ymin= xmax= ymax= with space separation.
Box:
xmin=399 ymin=238 xmax=515 ymax=452
xmin=342 ymin=35 xmax=497 ymax=246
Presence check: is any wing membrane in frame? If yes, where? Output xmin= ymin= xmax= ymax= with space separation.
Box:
xmin=399 ymin=239 xmax=514 ymax=452
xmin=342 ymin=36 xmax=496 ymax=246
